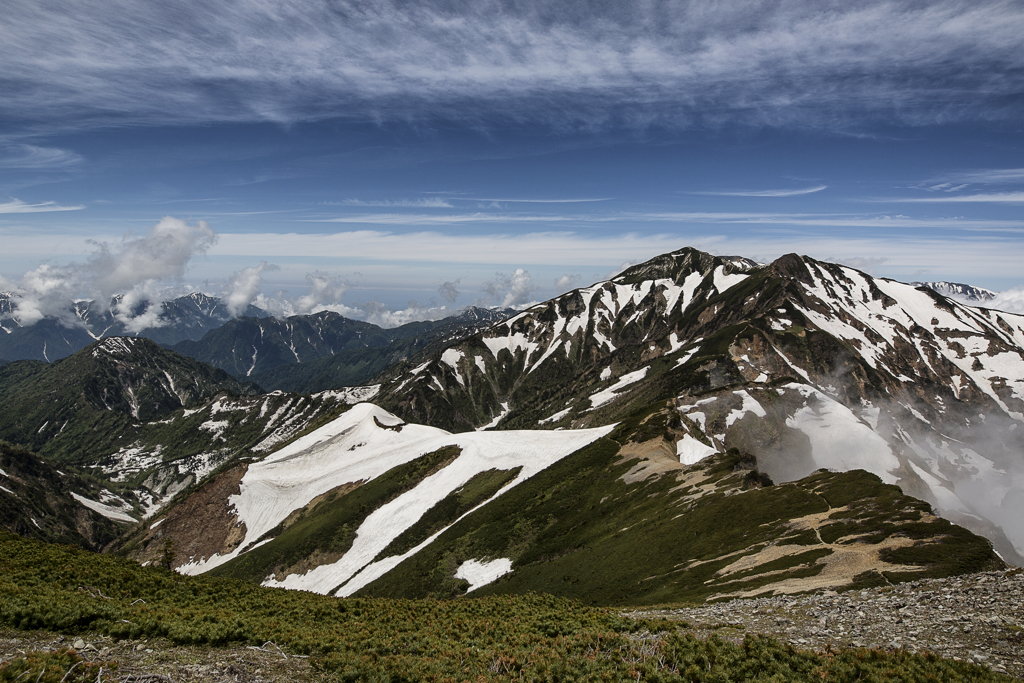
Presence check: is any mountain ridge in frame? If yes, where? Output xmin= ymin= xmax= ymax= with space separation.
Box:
xmin=0 ymin=292 xmax=269 ymax=362
xmin=2 ymin=245 xmax=1019 ymax=606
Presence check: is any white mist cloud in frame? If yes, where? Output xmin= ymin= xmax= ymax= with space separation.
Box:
xmin=989 ymin=286 xmax=1024 ymax=314
xmin=483 ymin=268 xmax=535 ymax=308
xmin=437 ymin=280 xmax=461 ymax=305
xmin=87 ymin=217 xmax=216 ymax=299
xmin=224 ymin=261 xmax=278 ymax=317
xmin=358 ymin=301 xmax=453 ymax=328
xmin=1 ymin=216 xmax=215 ymax=329
xmin=554 ymin=273 xmax=581 ymax=292
xmin=252 ymin=271 xmax=350 ymax=318
xmin=295 ymin=272 xmax=348 ymax=315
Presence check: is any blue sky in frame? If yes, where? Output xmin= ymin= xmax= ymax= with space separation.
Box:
xmin=2 ymin=0 xmax=1024 ymax=325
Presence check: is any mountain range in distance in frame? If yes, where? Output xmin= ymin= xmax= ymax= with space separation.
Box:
xmin=0 ymin=291 xmax=269 ymax=363
xmin=0 ymin=246 xmax=1021 ymax=606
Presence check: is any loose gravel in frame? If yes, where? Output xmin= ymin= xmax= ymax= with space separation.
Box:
xmin=627 ymin=569 xmax=1024 ymax=679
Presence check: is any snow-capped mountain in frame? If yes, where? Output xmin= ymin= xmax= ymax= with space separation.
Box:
xmin=369 ymin=248 xmax=1024 ymax=563
xmin=913 ymin=281 xmax=997 ymax=303
xmin=5 ymin=246 xmax=1020 ymax=603
xmin=106 ymin=246 xmax=1018 ymax=603
xmin=0 ymin=292 xmax=268 ymax=362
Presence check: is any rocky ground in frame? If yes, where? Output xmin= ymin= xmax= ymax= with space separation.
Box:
xmin=626 ymin=568 xmax=1024 ymax=679
xmin=0 ymin=629 xmax=327 ymax=682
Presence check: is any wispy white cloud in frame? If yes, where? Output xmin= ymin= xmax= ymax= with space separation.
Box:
xmin=202 ymin=229 xmax=1024 ymax=281
xmin=338 ymin=198 xmax=454 ymax=208
xmin=0 ymin=144 xmax=83 ymax=169
xmin=3 ymin=224 xmax=1023 ymax=304
xmin=468 ymin=198 xmax=613 ymax=204
xmin=309 ymin=213 xmax=581 ymax=225
xmin=689 ymin=186 xmax=827 ymax=197
xmin=948 ymin=168 xmax=1024 ymax=184
xmin=884 ymin=192 xmax=1024 ymax=203
xmin=0 ymin=198 xmax=84 ymax=213
xmin=307 ymin=210 xmax=1024 ymax=231
xmin=2 ymin=1 xmax=1022 ymax=132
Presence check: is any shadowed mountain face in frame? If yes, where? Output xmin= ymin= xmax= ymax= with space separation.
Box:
xmin=169 ymin=306 xmax=514 ymax=392
xmin=0 ymin=440 xmax=127 ymax=551
xmin=0 ymin=292 xmax=268 ymax=362
xmin=0 ymin=337 xmax=260 ymax=461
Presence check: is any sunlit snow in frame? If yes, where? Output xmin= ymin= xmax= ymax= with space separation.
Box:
xmin=178 ymin=403 xmax=613 ymax=595
xmin=455 ymin=558 xmax=514 ymax=591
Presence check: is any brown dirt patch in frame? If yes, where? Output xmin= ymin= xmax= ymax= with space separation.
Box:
xmin=131 ymin=464 xmax=249 ymax=569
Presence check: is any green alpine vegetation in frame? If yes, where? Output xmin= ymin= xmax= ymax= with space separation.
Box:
xmin=0 ymin=532 xmax=1011 ymax=683
xmin=0 ymin=441 xmax=127 ymax=551
xmin=0 ymin=336 xmax=260 ymax=463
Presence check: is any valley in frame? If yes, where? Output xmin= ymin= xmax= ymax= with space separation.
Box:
xmin=1 ymin=245 xmax=1022 ymax=679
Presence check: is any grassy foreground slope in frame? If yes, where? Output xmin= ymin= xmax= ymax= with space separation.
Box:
xmin=0 ymin=532 xmax=1010 ymax=683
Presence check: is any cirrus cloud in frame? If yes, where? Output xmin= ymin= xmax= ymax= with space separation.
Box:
xmin=1 ymin=1 xmax=1022 ymax=132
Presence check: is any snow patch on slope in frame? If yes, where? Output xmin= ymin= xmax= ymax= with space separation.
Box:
xmin=71 ymin=492 xmax=135 ymax=523
xmin=589 ymin=367 xmax=649 ymax=409
xmin=455 ymin=558 xmax=513 ymax=592
xmin=677 ymin=435 xmax=718 ymax=465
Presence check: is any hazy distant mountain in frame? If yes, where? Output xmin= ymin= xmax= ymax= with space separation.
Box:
xmin=171 ymin=306 xmax=515 ymax=392
xmin=913 ymin=281 xmax=997 ymax=303
xmin=0 ymin=292 xmax=268 ymax=362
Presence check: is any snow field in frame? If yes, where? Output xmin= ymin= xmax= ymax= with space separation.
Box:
xmin=676 ymin=434 xmax=718 ymax=465
xmin=71 ymin=492 xmax=136 ymax=523
xmin=588 ymin=366 xmax=650 ymax=409
xmin=180 ymin=403 xmax=613 ymax=593
xmin=455 ymin=558 xmax=514 ymax=591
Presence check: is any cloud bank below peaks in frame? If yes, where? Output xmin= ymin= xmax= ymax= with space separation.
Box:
xmin=1 ymin=216 xmax=215 ymax=328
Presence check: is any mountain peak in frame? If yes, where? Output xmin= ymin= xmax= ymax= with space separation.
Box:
xmin=912 ymin=281 xmax=997 ymax=303
xmin=91 ymin=336 xmax=151 ymax=358
xmin=613 ymin=246 xmax=757 ymax=285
